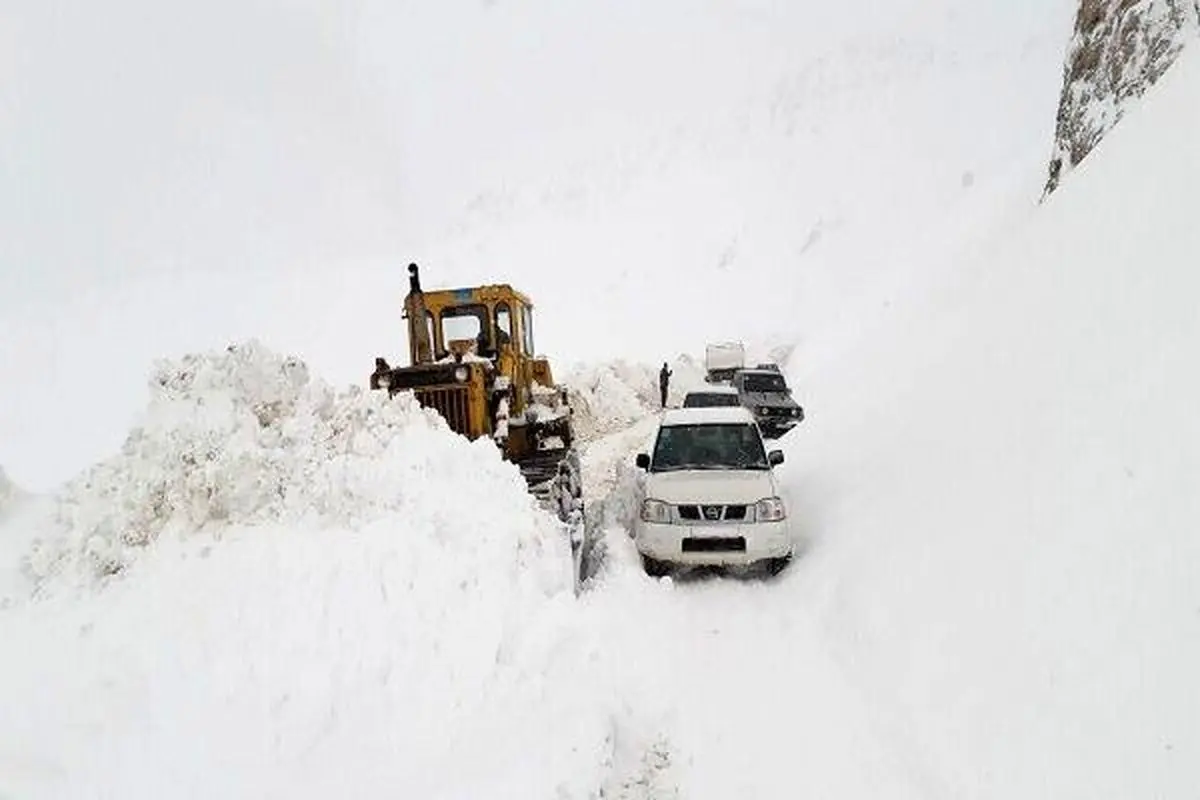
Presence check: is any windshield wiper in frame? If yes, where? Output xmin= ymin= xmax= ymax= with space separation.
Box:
xmin=654 ymin=462 xmax=766 ymax=472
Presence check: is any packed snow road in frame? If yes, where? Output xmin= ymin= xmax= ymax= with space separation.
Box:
xmin=566 ymin=411 xmax=940 ymax=798
xmin=575 ymin=536 xmax=939 ymax=798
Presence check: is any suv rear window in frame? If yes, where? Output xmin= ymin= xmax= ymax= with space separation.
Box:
xmin=650 ymin=423 xmax=768 ymax=472
xmin=682 ymin=392 xmax=740 ymax=408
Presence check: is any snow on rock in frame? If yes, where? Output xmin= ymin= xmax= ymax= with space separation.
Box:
xmin=25 ymin=340 xmax=551 ymax=586
xmin=0 ymin=466 xmax=20 ymax=514
xmin=1045 ymin=0 xmax=1199 ymax=194
xmin=0 ymin=465 xmax=36 ymax=604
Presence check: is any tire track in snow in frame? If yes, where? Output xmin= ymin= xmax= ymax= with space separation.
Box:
xmin=575 ymin=419 xmax=944 ymax=799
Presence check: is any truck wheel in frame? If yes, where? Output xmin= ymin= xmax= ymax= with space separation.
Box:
xmin=641 ymin=555 xmax=671 ymax=578
xmin=765 ymin=555 xmax=792 ymax=576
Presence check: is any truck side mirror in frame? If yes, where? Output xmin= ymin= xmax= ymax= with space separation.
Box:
xmin=768 ymin=450 xmax=784 ymax=466
xmin=636 ymin=453 xmax=651 ymax=470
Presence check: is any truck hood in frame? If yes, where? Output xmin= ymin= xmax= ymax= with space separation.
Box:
xmin=645 ymin=469 xmax=778 ymax=505
xmin=742 ymin=391 xmax=800 ymax=409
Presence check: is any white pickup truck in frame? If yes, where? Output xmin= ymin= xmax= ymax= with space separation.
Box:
xmin=632 ymin=406 xmax=794 ymax=577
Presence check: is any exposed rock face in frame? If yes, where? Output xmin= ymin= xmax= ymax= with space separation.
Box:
xmin=1045 ymin=0 xmax=1199 ymax=195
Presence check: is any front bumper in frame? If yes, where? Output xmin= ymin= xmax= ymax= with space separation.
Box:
xmin=633 ymin=519 xmax=793 ymax=566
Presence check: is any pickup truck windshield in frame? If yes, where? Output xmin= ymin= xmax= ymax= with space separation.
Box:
xmin=651 ymin=423 xmax=769 ymax=471
xmin=742 ymin=373 xmax=788 ymax=393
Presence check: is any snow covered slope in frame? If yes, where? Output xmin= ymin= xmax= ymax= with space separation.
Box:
xmin=783 ymin=46 xmax=1200 ymax=799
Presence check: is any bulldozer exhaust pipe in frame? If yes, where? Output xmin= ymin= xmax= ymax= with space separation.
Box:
xmin=405 ymin=262 xmax=433 ymax=365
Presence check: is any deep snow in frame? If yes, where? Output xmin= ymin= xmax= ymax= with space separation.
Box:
xmin=780 ymin=45 xmax=1200 ymax=799
xmin=0 ymin=341 xmax=899 ymax=799
xmin=0 ymin=344 xmax=590 ymax=797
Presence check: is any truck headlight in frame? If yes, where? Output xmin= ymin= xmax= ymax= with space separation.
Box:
xmin=454 ymin=366 xmax=470 ymax=383
xmin=755 ymin=497 xmax=786 ymax=521
xmin=640 ymin=499 xmax=671 ymax=524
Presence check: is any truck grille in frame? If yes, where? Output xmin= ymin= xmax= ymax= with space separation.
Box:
xmin=682 ymin=536 xmax=746 ymax=553
xmin=677 ymin=504 xmax=747 ymax=522
xmin=414 ymin=386 xmax=471 ymax=436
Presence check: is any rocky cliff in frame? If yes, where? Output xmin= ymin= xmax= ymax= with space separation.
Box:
xmin=1045 ymin=0 xmax=1199 ymax=195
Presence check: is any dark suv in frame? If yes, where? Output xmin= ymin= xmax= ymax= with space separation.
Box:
xmin=731 ymin=368 xmax=804 ymax=439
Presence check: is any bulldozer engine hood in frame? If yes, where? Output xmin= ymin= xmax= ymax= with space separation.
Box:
xmin=385 ymin=363 xmax=479 ymax=391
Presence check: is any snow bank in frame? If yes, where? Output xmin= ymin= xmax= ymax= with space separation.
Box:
xmin=0 ymin=341 xmax=627 ymax=797
xmin=562 ymin=355 xmax=707 ymax=440
xmin=563 ymin=341 xmax=798 ymax=442
xmin=26 ymin=340 xmax=551 ymax=585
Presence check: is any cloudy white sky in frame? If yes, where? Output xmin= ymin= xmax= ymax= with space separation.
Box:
xmin=1 ymin=0 xmax=1070 ymax=489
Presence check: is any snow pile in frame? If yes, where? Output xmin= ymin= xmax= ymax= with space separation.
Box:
xmin=0 ymin=343 xmax=607 ymax=798
xmin=563 ymin=341 xmax=798 ymax=441
xmin=29 ymin=340 xmax=547 ymax=583
xmin=563 ymin=355 xmax=707 ymax=440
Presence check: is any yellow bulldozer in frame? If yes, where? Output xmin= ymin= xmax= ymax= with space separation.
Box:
xmin=370 ymin=263 xmax=584 ymax=526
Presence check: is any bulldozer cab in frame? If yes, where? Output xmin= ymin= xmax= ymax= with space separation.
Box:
xmin=371 ymin=263 xmax=574 ymax=484
xmin=370 ymin=262 xmax=586 ymax=580
xmin=411 ymin=282 xmax=534 ymax=372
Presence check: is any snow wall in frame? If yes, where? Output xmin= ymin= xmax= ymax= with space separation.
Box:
xmin=21 ymin=340 xmax=570 ymax=589
xmin=0 ymin=340 xmax=686 ymax=799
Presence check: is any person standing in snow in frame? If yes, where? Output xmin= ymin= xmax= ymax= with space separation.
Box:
xmin=659 ymin=362 xmax=672 ymax=409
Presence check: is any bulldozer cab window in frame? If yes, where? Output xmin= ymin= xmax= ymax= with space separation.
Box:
xmin=521 ymin=305 xmax=535 ymax=355
xmin=441 ymin=305 xmax=489 ymax=351
xmin=494 ymin=303 xmax=513 ymax=349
